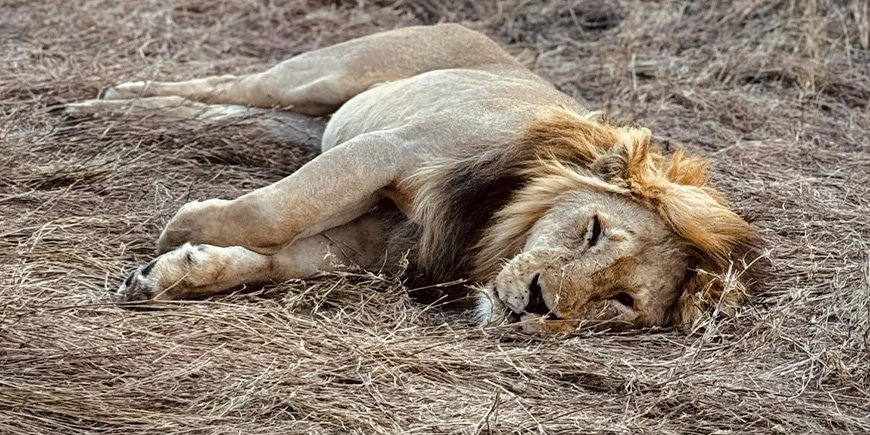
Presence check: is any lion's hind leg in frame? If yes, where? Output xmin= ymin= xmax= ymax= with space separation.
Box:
xmin=101 ymin=75 xmax=265 ymax=107
xmin=64 ymin=96 xmax=251 ymax=121
xmin=98 ymin=24 xmax=524 ymax=116
xmin=63 ymin=96 xmax=325 ymax=145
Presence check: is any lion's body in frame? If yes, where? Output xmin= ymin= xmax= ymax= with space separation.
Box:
xmin=67 ymin=24 xmax=761 ymax=332
xmin=323 ymin=67 xmax=577 ymax=217
xmin=324 ymin=68 xmax=578 ymax=154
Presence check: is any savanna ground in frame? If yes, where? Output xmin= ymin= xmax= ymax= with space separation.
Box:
xmin=2 ymin=0 xmax=869 ymax=433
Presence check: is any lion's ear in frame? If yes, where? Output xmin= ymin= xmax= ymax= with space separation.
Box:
xmin=590 ymin=143 xmax=629 ymax=184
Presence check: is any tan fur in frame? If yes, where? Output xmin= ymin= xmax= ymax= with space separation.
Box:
xmin=69 ymin=24 xmax=763 ymax=332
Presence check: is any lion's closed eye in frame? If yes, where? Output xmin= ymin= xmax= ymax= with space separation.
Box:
xmin=586 ymin=214 xmax=602 ymax=247
xmin=612 ymin=291 xmax=634 ymax=308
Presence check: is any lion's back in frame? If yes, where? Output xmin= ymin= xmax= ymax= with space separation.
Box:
xmin=322 ymin=68 xmax=584 ymax=153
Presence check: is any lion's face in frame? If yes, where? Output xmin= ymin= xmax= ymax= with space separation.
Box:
xmin=418 ymin=109 xmax=760 ymax=332
xmin=487 ymin=189 xmax=692 ymax=332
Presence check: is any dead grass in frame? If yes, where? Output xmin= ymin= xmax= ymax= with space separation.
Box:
xmin=1 ymin=0 xmax=869 ymax=433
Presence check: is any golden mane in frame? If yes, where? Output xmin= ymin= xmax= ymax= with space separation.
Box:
xmin=403 ymin=107 xmax=763 ymax=323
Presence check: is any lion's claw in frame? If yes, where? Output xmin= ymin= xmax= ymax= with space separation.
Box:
xmin=117 ymin=259 xmax=158 ymax=301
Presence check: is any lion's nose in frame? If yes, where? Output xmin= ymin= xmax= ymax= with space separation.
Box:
xmin=524 ymin=273 xmax=550 ymax=314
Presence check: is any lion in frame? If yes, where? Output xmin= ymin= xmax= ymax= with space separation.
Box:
xmin=66 ymin=24 xmax=763 ymax=332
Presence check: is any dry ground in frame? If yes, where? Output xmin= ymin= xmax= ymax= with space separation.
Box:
xmin=2 ymin=0 xmax=869 ymax=433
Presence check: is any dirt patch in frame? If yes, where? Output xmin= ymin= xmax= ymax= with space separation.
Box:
xmin=2 ymin=0 xmax=869 ymax=433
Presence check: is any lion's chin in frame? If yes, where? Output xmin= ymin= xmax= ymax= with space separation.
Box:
xmin=474 ymin=287 xmax=579 ymax=333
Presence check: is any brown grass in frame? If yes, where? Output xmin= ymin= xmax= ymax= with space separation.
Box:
xmin=2 ymin=0 xmax=869 ymax=433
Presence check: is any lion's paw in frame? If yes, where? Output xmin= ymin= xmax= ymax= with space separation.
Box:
xmin=62 ymin=99 xmax=110 ymax=118
xmin=156 ymin=199 xmax=231 ymax=254
xmin=116 ymin=243 xmax=200 ymax=302
xmin=102 ymin=81 xmax=149 ymax=100
xmin=474 ymin=286 xmax=516 ymax=326
xmin=116 ymin=243 xmax=234 ymax=302
xmin=117 ymin=258 xmax=160 ymax=301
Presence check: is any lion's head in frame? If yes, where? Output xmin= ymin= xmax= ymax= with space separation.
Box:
xmin=405 ymin=108 xmax=763 ymax=332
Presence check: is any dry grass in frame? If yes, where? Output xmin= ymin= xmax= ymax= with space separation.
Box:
xmin=2 ymin=0 xmax=869 ymax=433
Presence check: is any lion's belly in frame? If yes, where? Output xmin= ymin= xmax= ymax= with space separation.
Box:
xmin=321 ymin=68 xmax=582 ymax=153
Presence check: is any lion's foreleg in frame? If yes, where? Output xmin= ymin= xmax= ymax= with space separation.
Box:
xmin=119 ymin=243 xmax=275 ymax=301
xmin=156 ymin=131 xmax=407 ymax=255
xmin=119 ymin=213 xmax=389 ymax=301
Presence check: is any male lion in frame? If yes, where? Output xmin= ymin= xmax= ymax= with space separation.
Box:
xmin=68 ymin=24 xmax=762 ymax=332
